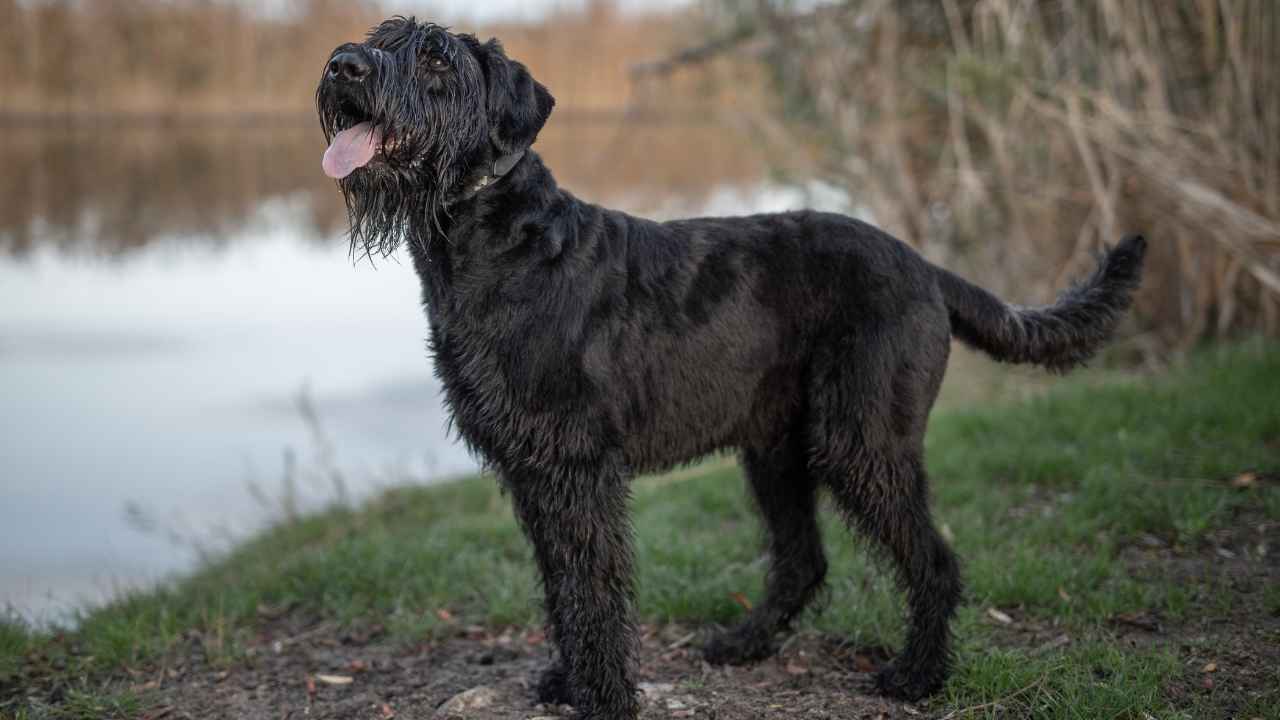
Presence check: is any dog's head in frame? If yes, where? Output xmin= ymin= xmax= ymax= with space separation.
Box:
xmin=316 ymin=17 xmax=555 ymax=257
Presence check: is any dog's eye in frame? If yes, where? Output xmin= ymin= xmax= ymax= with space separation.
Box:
xmin=427 ymin=55 xmax=449 ymax=72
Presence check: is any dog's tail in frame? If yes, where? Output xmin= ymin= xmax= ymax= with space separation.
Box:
xmin=935 ymin=234 xmax=1147 ymax=372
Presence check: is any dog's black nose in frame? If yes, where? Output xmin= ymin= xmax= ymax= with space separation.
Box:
xmin=328 ymin=51 xmax=372 ymax=83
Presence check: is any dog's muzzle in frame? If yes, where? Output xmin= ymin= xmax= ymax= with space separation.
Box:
xmin=320 ymin=47 xmax=390 ymax=180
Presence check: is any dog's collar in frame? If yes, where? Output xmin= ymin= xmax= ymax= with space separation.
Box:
xmin=453 ymin=150 xmax=525 ymax=204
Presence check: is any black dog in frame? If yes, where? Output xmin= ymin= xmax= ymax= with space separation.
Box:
xmin=317 ymin=17 xmax=1145 ymax=718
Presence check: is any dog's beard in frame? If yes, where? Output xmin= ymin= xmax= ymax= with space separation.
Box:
xmin=335 ymin=166 xmax=429 ymax=260
xmin=329 ymin=135 xmax=484 ymax=259
xmin=317 ymin=31 xmax=485 ymax=259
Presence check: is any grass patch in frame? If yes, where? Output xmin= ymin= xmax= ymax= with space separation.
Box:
xmin=942 ymin=641 xmax=1181 ymax=719
xmin=5 ymin=340 xmax=1279 ymax=717
xmin=28 ymin=688 xmax=148 ymax=720
xmin=0 ymin=614 xmax=32 ymax=687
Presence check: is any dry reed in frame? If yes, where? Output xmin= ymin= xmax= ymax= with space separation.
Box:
xmin=0 ymin=0 xmax=725 ymax=119
xmin=707 ymin=0 xmax=1280 ymax=350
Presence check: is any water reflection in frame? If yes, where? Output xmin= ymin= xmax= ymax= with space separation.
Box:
xmin=0 ymin=124 xmax=338 ymax=257
xmin=0 ymin=121 xmax=847 ymax=623
xmin=0 ymin=119 xmax=768 ymax=257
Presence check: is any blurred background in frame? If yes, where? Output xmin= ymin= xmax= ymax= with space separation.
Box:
xmin=1 ymin=0 xmax=1276 ymax=623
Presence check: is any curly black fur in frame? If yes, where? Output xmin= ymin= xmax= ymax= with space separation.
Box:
xmin=318 ymin=17 xmax=1147 ymax=719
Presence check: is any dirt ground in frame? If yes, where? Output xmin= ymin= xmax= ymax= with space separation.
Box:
xmin=1113 ymin=506 xmax=1280 ymax=719
xmin=117 ymin=620 xmax=908 ymax=720
xmin=11 ymin=509 xmax=1277 ymax=720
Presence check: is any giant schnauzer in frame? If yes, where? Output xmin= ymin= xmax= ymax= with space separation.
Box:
xmin=317 ymin=17 xmax=1146 ymax=719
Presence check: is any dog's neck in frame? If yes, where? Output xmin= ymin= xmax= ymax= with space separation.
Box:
xmin=448 ymin=149 xmax=527 ymax=206
xmin=450 ymin=150 xmax=562 ymax=224
xmin=411 ymin=150 xmax=568 ymax=305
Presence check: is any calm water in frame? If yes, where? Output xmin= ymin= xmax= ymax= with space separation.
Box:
xmin=0 ymin=122 xmax=849 ymax=623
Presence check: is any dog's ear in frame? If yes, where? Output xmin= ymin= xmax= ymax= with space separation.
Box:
xmin=478 ymin=39 xmax=555 ymax=154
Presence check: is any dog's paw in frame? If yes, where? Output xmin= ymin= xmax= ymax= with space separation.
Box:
xmin=702 ymin=626 xmax=776 ymax=666
xmin=873 ymin=663 xmax=944 ymax=701
xmin=535 ymin=662 xmax=573 ymax=705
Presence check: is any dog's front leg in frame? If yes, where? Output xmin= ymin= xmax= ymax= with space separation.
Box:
xmin=509 ymin=469 xmax=640 ymax=720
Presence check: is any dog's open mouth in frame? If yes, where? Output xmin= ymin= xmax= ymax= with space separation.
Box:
xmin=323 ymin=122 xmax=401 ymax=179
xmin=322 ymin=109 xmax=399 ymax=179
xmin=323 ymin=122 xmax=380 ymax=179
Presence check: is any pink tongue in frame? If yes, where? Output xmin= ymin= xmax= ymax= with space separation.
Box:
xmin=322 ymin=122 xmax=383 ymax=179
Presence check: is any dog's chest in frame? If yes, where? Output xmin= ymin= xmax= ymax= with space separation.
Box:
xmin=424 ymin=287 xmax=616 ymax=470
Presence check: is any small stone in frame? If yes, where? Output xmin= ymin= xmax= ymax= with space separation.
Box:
xmin=435 ymin=686 xmax=500 ymax=718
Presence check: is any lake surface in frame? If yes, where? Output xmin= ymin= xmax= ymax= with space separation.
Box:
xmin=0 ymin=121 xmax=850 ymax=623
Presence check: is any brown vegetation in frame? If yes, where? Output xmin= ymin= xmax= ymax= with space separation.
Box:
xmin=0 ymin=0 xmax=731 ymax=118
xmin=695 ymin=0 xmax=1280 ymax=349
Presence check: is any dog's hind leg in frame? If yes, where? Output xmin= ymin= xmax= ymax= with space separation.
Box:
xmin=704 ymin=437 xmax=827 ymax=665
xmin=807 ymin=319 xmax=962 ymax=701
xmin=822 ymin=452 xmax=961 ymax=700
xmin=508 ymin=467 xmax=640 ymax=720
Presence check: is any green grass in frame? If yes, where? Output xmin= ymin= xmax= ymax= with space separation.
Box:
xmin=0 ymin=616 xmax=32 ymax=687
xmin=26 ymin=688 xmax=147 ymax=720
xmin=941 ymin=641 xmax=1184 ymax=719
xmin=6 ymin=340 xmax=1280 ymax=718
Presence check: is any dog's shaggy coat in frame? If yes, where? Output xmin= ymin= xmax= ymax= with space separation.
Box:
xmin=318 ymin=17 xmax=1147 ymax=719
